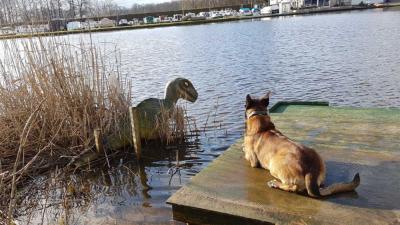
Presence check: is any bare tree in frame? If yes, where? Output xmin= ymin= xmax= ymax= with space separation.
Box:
xmin=0 ymin=0 xmax=268 ymax=26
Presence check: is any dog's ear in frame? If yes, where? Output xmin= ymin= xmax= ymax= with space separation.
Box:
xmin=260 ymin=91 xmax=271 ymax=107
xmin=246 ymin=94 xmax=252 ymax=109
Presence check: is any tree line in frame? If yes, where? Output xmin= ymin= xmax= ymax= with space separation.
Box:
xmin=0 ymin=0 xmax=267 ymax=26
xmin=131 ymin=0 xmax=267 ymax=14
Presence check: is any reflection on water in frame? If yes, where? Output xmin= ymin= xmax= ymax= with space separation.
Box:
xmin=13 ymin=8 xmax=400 ymax=224
xmin=18 ymin=139 xmax=208 ymax=224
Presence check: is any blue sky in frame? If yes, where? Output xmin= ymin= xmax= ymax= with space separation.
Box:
xmin=114 ymin=0 xmax=171 ymax=7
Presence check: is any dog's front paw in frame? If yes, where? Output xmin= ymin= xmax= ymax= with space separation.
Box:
xmin=267 ymin=180 xmax=279 ymax=188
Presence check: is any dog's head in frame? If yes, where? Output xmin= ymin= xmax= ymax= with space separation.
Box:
xmin=245 ymin=92 xmax=271 ymax=120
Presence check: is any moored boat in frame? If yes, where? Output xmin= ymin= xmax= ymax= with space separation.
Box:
xmin=210 ymin=11 xmax=224 ymax=19
xmin=239 ymin=8 xmax=253 ymax=16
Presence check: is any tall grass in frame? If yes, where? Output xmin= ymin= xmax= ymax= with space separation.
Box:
xmin=156 ymin=105 xmax=187 ymax=144
xmin=0 ymin=36 xmax=194 ymax=223
xmin=0 ymin=37 xmax=132 ymax=221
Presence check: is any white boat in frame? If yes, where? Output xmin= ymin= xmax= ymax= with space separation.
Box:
xmin=173 ymin=14 xmax=183 ymax=22
xmin=210 ymin=11 xmax=224 ymax=19
xmin=223 ymin=9 xmax=234 ymax=17
xmin=66 ymin=21 xmax=82 ymax=31
xmin=182 ymin=13 xmax=206 ymax=21
xmin=118 ymin=19 xmax=129 ymax=26
xmin=199 ymin=12 xmax=210 ymax=18
xmin=261 ymin=6 xmax=272 ymax=14
xmin=271 ymin=5 xmax=280 ymax=14
xmin=262 ymin=5 xmax=279 ymax=14
xmin=182 ymin=12 xmax=196 ymax=20
xmin=98 ymin=18 xmax=116 ymax=28
xmin=252 ymin=8 xmax=261 ymax=16
xmin=190 ymin=15 xmax=207 ymax=21
xmin=239 ymin=8 xmax=253 ymax=16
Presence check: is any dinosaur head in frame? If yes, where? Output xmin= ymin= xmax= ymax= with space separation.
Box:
xmin=166 ymin=78 xmax=198 ymax=103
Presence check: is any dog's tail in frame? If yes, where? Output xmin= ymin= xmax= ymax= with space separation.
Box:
xmin=305 ymin=173 xmax=360 ymax=198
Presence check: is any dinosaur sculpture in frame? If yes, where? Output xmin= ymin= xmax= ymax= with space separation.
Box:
xmin=136 ymin=77 xmax=198 ymax=140
xmin=72 ymin=78 xmax=198 ymax=168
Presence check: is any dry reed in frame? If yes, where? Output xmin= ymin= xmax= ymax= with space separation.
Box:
xmin=0 ymin=36 xmax=192 ymax=223
xmin=155 ymin=105 xmax=187 ymax=145
xmin=0 ymin=37 xmax=132 ymax=221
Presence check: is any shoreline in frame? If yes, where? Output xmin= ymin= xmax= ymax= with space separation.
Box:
xmin=1 ymin=3 xmax=399 ymax=40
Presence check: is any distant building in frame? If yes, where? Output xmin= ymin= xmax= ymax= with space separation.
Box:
xmin=291 ymin=0 xmax=305 ymax=8
xmin=98 ymin=18 xmax=116 ymax=28
xmin=143 ymin=16 xmax=154 ymax=24
xmin=83 ymin=20 xmax=98 ymax=29
xmin=330 ymin=0 xmax=351 ymax=6
xmin=279 ymin=0 xmax=292 ymax=13
xmin=269 ymin=0 xmax=282 ymax=13
xmin=291 ymin=0 xmax=340 ymax=8
xmin=49 ymin=18 xmax=67 ymax=31
xmin=67 ymin=21 xmax=82 ymax=31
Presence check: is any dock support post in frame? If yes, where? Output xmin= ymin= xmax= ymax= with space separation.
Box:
xmin=129 ymin=107 xmax=142 ymax=160
xmin=94 ymin=128 xmax=103 ymax=153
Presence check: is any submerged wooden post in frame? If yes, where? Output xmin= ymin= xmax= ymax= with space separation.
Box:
xmin=94 ymin=128 xmax=103 ymax=153
xmin=129 ymin=107 xmax=142 ymax=160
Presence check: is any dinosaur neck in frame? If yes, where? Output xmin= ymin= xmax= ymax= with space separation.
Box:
xmin=164 ymin=83 xmax=180 ymax=106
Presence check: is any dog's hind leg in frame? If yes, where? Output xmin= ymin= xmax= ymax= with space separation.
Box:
xmin=267 ymin=179 xmax=299 ymax=192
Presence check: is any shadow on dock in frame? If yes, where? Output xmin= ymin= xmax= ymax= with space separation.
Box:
xmin=324 ymin=160 xmax=400 ymax=210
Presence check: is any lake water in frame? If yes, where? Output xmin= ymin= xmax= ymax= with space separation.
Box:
xmin=17 ymin=8 xmax=400 ymax=224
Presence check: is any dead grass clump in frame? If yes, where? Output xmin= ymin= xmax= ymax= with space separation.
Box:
xmin=155 ymin=105 xmax=187 ymax=144
xmin=0 ymin=37 xmax=131 ymax=219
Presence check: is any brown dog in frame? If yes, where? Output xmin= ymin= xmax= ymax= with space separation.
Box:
xmin=243 ymin=93 xmax=360 ymax=197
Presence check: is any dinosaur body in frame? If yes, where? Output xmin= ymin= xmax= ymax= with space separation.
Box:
xmin=104 ymin=77 xmax=197 ymax=150
xmin=136 ymin=78 xmax=198 ymax=140
xmin=73 ymin=78 xmax=197 ymax=167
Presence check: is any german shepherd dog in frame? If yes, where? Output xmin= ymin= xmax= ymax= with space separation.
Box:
xmin=243 ymin=93 xmax=360 ymax=197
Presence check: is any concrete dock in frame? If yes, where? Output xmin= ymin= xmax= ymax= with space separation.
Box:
xmin=167 ymin=102 xmax=400 ymax=225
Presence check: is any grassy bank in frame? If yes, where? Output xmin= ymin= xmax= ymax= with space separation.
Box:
xmin=0 ymin=3 xmax=399 ymax=40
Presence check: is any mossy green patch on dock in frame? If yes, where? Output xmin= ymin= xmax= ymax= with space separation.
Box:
xmin=167 ymin=102 xmax=400 ymax=225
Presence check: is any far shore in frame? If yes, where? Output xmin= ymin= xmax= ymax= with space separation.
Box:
xmin=1 ymin=3 xmax=399 ymax=40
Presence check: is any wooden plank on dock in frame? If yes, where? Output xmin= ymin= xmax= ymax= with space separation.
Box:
xmin=167 ymin=102 xmax=400 ymax=225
